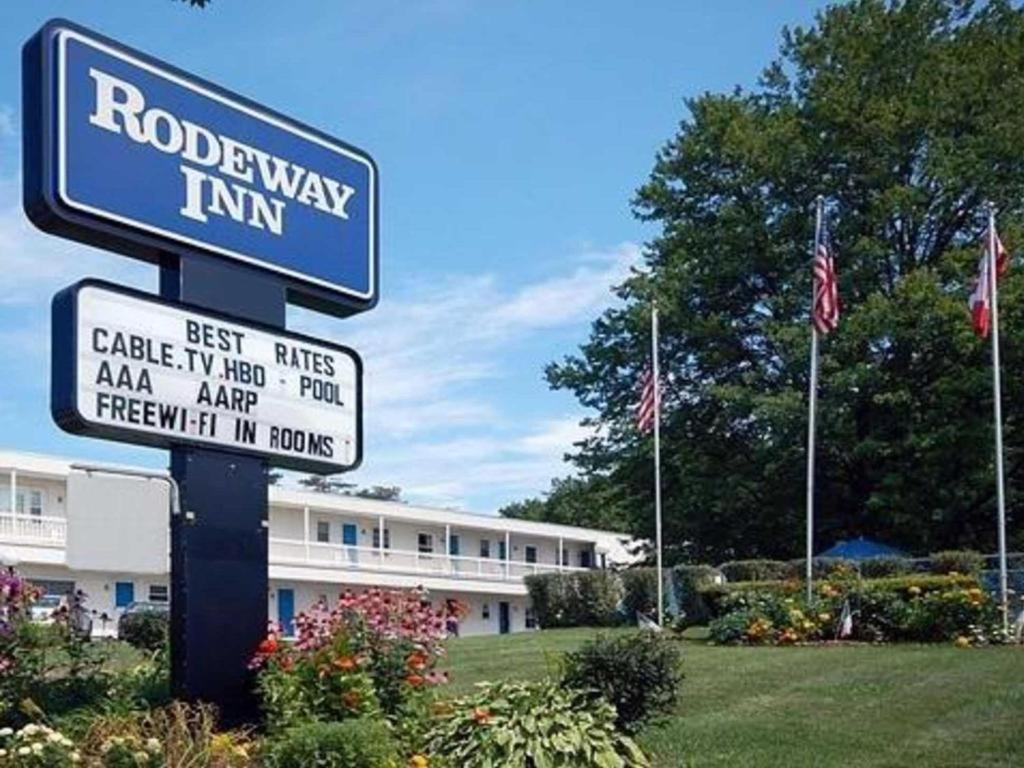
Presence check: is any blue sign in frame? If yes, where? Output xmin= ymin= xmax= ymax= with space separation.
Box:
xmin=24 ymin=19 xmax=379 ymax=315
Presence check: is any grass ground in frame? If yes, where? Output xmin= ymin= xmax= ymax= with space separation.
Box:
xmin=440 ymin=628 xmax=1024 ymax=768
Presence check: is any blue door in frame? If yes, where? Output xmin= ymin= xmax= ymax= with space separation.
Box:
xmin=342 ymin=523 xmax=358 ymax=546
xmin=115 ymin=581 xmax=134 ymax=609
xmin=499 ymin=602 xmax=511 ymax=635
xmin=278 ymin=589 xmax=295 ymax=637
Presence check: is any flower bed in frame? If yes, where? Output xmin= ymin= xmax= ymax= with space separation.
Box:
xmin=706 ymin=570 xmax=1007 ymax=646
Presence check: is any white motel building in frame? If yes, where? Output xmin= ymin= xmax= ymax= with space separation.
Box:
xmin=0 ymin=450 xmax=632 ymax=637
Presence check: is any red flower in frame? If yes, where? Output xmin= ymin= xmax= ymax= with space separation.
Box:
xmin=258 ymin=636 xmax=278 ymax=655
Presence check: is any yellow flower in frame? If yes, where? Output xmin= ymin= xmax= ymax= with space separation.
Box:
xmin=954 ymin=636 xmax=971 ymax=649
xmin=907 ymin=586 xmax=921 ymax=597
xmin=409 ymin=755 xmax=429 ymax=768
xmin=818 ymin=613 xmax=832 ymax=622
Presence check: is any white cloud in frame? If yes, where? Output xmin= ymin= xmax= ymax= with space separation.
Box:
xmin=290 ymin=241 xmax=639 ymax=432
xmin=0 ymin=175 xmax=154 ymax=307
xmin=0 ymin=107 xmax=14 ymax=139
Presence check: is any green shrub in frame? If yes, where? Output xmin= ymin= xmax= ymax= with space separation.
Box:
xmin=621 ymin=568 xmax=661 ymax=620
xmin=859 ymin=556 xmax=913 ymax=578
xmin=719 ymin=559 xmax=795 ymax=582
xmin=671 ymin=565 xmax=723 ymax=626
xmin=118 ymin=610 xmax=169 ymax=652
xmin=576 ymin=570 xmax=624 ymax=626
xmin=562 ymin=631 xmax=682 ymax=733
xmin=261 ymin=719 xmax=398 ymax=768
xmin=426 ymin=679 xmax=649 ymax=767
xmin=929 ymin=550 xmax=985 ymax=575
xmin=525 ymin=571 xmax=623 ymax=628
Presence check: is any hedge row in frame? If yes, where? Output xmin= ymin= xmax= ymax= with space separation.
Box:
xmin=526 ymin=550 xmax=997 ymax=630
xmin=524 ymin=570 xmax=623 ymax=628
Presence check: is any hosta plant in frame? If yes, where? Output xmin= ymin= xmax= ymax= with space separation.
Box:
xmin=425 ymin=679 xmax=650 ymax=768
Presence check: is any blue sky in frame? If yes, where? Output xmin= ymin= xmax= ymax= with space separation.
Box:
xmin=0 ymin=0 xmax=827 ymax=512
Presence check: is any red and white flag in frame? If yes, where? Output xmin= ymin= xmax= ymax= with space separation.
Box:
xmin=969 ymin=232 xmax=1010 ymax=338
xmin=812 ymin=232 xmax=839 ymax=335
xmin=636 ymin=364 xmax=657 ymax=434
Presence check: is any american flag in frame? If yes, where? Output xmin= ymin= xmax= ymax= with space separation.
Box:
xmin=969 ymin=232 xmax=1010 ymax=339
xmin=812 ymin=229 xmax=840 ymax=335
xmin=636 ymin=363 xmax=657 ymax=434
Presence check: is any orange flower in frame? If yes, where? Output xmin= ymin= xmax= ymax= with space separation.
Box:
xmin=406 ymin=651 xmax=429 ymax=671
xmin=342 ymin=691 xmax=362 ymax=710
xmin=405 ymin=673 xmax=425 ymax=687
xmin=334 ymin=655 xmax=357 ymax=671
xmin=258 ymin=636 xmax=278 ymax=655
xmin=472 ymin=707 xmax=491 ymax=725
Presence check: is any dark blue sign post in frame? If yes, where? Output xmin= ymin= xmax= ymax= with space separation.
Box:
xmin=24 ymin=19 xmax=378 ymax=723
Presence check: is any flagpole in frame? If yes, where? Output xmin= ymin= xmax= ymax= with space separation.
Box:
xmin=987 ymin=202 xmax=1010 ymax=635
xmin=651 ymin=302 xmax=664 ymax=627
xmin=806 ymin=196 xmax=824 ymax=605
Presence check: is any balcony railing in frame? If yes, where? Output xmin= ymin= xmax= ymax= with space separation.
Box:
xmin=0 ymin=514 xmax=67 ymax=547
xmin=269 ymin=538 xmax=590 ymax=582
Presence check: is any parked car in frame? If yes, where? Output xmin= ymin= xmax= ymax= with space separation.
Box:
xmin=29 ymin=594 xmax=62 ymax=624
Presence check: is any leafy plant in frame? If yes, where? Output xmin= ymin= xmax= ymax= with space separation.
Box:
xmin=426 ymin=679 xmax=650 ymax=767
xmin=562 ymin=632 xmax=682 ymax=733
xmin=719 ymin=560 xmax=795 ymax=582
xmin=859 ymin=557 xmax=913 ymax=578
xmin=929 ymin=550 xmax=985 ymax=576
xmin=119 ymin=612 xmax=169 ymax=653
xmin=261 ymin=719 xmax=398 ymax=768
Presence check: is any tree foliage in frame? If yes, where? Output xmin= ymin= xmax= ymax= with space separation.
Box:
xmin=499 ymin=476 xmax=629 ymax=531
xmin=545 ymin=0 xmax=1024 ymax=561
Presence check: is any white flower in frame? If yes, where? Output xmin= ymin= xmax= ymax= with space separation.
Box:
xmin=21 ymin=724 xmax=39 ymax=736
xmin=146 ymin=737 xmax=161 ymax=753
xmin=71 ymin=752 xmax=81 ymax=763
xmin=0 ymin=727 xmax=12 ymax=737
xmin=17 ymin=746 xmax=31 ymax=755
xmin=31 ymin=742 xmax=43 ymax=753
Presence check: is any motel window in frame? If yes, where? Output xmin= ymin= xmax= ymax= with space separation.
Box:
xmin=482 ymin=603 xmax=491 ymax=620
xmin=418 ymin=533 xmax=434 ymax=554
xmin=561 ymin=549 xmax=570 ymax=567
xmin=316 ymin=521 xmax=330 ymax=543
xmin=525 ymin=608 xmax=537 ymax=629
xmin=148 ymin=585 xmax=169 ymax=603
xmin=524 ymin=546 xmax=537 ymax=564
xmin=0 ymin=487 xmax=44 ymax=516
xmin=449 ymin=534 xmax=461 ymax=556
xmin=579 ymin=550 xmax=592 ymax=569
xmin=480 ymin=539 xmax=491 ymax=558
xmin=372 ymin=527 xmax=391 ymax=549
xmin=498 ymin=540 xmax=507 ymax=561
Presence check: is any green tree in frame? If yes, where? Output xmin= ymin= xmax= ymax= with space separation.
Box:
xmin=499 ymin=476 xmax=630 ymax=532
xmin=547 ymin=0 xmax=1024 ymax=562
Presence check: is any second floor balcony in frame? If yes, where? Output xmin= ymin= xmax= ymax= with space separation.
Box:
xmin=0 ymin=513 xmax=67 ymax=548
xmin=269 ymin=537 xmax=592 ymax=583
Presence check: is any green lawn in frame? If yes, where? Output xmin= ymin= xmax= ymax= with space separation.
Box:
xmin=441 ymin=628 xmax=1024 ymax=768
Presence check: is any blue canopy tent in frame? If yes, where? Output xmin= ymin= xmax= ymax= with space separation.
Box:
xmin=818 ymin=536 xmax=907 ymax=560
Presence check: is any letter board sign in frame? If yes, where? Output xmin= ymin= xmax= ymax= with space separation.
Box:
xmin=24 ymin=19 xmax=378 ymax=316
xmin=52 ymin=280 xmax=362 ymax=473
